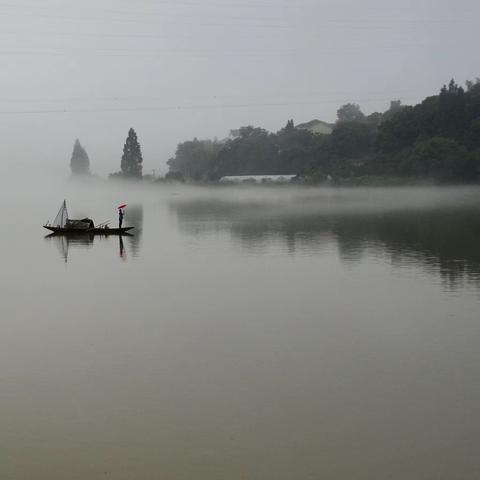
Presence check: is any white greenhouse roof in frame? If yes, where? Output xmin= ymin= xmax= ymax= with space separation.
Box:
xmin=219 ymin=175 xmax=296 ymax=183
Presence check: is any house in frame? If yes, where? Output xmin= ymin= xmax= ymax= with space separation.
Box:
xmin=296 ymin=119 xmax=333 ymax=135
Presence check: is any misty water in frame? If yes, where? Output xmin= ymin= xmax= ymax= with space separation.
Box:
xmin=1 ymin=182 xmax=480 ymax=479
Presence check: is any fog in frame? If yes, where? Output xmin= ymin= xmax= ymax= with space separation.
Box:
xmin=2 ymin=1 xmax=480 ymax=478
xmin=1 ymin=0 xmax=479 ymax=177
xmin=1 ymin=175 xmax=480 ymax=478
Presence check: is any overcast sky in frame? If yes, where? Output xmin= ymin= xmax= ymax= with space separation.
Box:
xmin=0 ymin=0 xmax=478 ymax=177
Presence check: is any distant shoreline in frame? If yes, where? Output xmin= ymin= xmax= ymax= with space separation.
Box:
xmin=151 ymin=176 xmax=480 ymax=188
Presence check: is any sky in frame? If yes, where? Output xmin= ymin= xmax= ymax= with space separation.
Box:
xmin=0 ymin=0 xmax=478 ymax=177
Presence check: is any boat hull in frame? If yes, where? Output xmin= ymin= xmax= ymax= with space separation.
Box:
xmin=44 ymin=226 xmax=134 ymax=235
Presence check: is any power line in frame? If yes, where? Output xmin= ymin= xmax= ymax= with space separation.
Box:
xmin=0 ymin=10 xmax=289 ymax=27
xmin=0 ymin=0 xmax=297 ymax=12
xmin=0 ymin=8 xmax=289 ymax=25
xmin=0 ymin=1 xmax=476 ymax=23
xmin=0 ymin=96 xmax=424 ymax=116
xmin=0 ymin=44 xmax=436 ymax=57
xmin=0 ymin=7 xmax=475 ymax=28
xmin=0 ymin=89 xmax=421 ymax=104
xmin=0 ymin=30 xmax=196 ymax=39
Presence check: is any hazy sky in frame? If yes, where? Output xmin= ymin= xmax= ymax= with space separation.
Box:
xmin=0 ymin=0 xmax=478 ymax=177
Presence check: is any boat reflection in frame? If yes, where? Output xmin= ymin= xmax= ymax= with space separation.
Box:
xmin=44 ymin=204 xmax=143 ymax=262
xmin=45 ymin=232 xmax=133 ymax=263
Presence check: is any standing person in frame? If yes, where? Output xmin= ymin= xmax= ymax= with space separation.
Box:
xmin=118 ymin=208 xmax=124 ymax=229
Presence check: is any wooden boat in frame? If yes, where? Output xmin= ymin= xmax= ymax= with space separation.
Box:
xmin=44 ymin=226 xmax=134 ymax=235
xmin=43 ymin=200 xmax=134 ymax=236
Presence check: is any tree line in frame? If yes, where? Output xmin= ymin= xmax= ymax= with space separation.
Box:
xmin=166 ymin=79 xmax=480 ymax=183
xmin=70 ymin=128 xmax=143 ymax=179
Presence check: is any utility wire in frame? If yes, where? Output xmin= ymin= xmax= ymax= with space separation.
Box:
xmin=0 ymin=96 xmax=424 ymax=116
xmin=0 ymin=31 xmax=196 ymax=39
xmin=0 ymin=89 xmax=420 ymax=104
xmin=0 ymin=10 xmax=289 ymax=27
xmin=0 ymin=8 xmax=475 ymax=28
xmin=0 ymin=44 xmax=436 ymax=57
xmin=0 ymin=0 xmax=298 ymax=11
xmin=0 ymin=1 xmax=475 ymax=23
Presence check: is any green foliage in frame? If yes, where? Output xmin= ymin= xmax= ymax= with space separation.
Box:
xmin=330 ymin=122 xmax=375 ymax=158
xmin=394 ymin=137 xmax=474 ymax=180
xmin=121 ymin=128 xmax=143 ymax=178
xmin=167 ymin=138 xmax=221 ymax=181
xmin=211 ymin=126 xmax=278 ymax=179
xmin=381 ymin=100 xmax=404 ymax=123
xmin=276 ymin=121 xmax=321 ymax=174
xmin=70 ymin=139 xmax=90 ymax=176
xmin=466 ymin=78 xmax=480 ymax=92
xmin=376 ymin=79 xmax=476 ymax=153
xmin=337 ymin=103 xmax=366 ymax=123
xmin=371 ymin=78 xmax=480 ymax=180
xmin=166 ymin=79 xmax=480 ymax=184
xmin=466 ymin=119 xmax=480 ymax=149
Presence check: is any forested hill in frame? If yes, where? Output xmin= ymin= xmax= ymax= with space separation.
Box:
xmin=166 ymin=79 xmax=480 ymax=183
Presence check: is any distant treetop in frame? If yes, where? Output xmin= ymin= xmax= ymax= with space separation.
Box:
xmin=70 ymin=139 xmax=90 ymax=176
xmin=336 ymin=103 xmax=366 ymax=123
xmin=158 ymin=77 xmax=480 ymax=184
xmin=121 ymin=128 xmax=143 ymax=179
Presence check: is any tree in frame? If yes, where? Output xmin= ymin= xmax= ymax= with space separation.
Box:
xmin=466 ymin=78 xmax=480 ymax=92
xmin=331 ymin=122 xmax=375 ymax=158
xmin=466 ymin=119 xmax=480 ymax=149
xmin=70 ymin=139 xmax=90 ymax=175
xmin=381 ymin=100 xmax=404 ymax=123
xmin=337 ymin=103 xmax=366 ymax=123
xmin=437 ymin=79 xmax=467 ymax=140
xmin=276 ymin=121 xmax=316 ymax=173
xmin=167 ymin=138 xmax=221 ymax=181
xmin=394 ymin=137 xmax=474 ymax=180
xmin=212 ymin=126 xmax=278 ymax=178
xmin=121 ymin=128 xmax=143 ymax=178
xmin=162 ymin=79 xmax=480 ymax=183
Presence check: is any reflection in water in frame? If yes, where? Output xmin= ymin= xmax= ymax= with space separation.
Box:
xmin=45 ymin=233 xmax=95 ymax=263
xmin=19 ymin=187 xmax=480 ymax=478
xmin=44 ymin=206 xmax=143 ymax=262
xmin=45 ymin=232 xmax=133 ymax=263
xmin=119 ymin=235 xmax=126 ymax=261
xmin=125 ymin=204 xmax=143 ymax=256
xmin=169 ymin=198 xmax=480 ymax=290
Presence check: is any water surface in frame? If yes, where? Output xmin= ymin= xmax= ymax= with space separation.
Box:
xmin=1 ymin=183 xmax=480 ymax=479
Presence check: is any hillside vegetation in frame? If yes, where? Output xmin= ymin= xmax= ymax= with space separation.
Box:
xmin=166 ymin=79 xmax=480 ymax=183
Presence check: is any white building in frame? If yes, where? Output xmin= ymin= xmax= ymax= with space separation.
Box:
xmin=296 ymin=119 xmax=333 ymax=135
xmin=219 ymin=175 xmax=296 ymax=184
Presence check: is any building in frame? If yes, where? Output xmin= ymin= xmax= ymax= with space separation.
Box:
xmin=219 ymin=175 xmax=296 ymax=184
xmin=296 ymin=119 xmax=334 ymax=135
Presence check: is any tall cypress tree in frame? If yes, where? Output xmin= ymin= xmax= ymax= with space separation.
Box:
xmin=121 ymin=128 xmax=143 ymax=178
xmin=70 ymin=139 xmax=90 ymax=175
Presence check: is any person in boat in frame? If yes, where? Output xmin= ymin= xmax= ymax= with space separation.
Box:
xmin=118 ymin=208 xmax=124 ymax=229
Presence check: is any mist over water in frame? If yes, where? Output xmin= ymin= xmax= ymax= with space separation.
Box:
xmin=1 ymin=180 xmax=480 ymax=479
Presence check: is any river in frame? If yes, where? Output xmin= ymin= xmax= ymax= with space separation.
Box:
xmin=1 ymin=182 xmax=479 ymax=479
